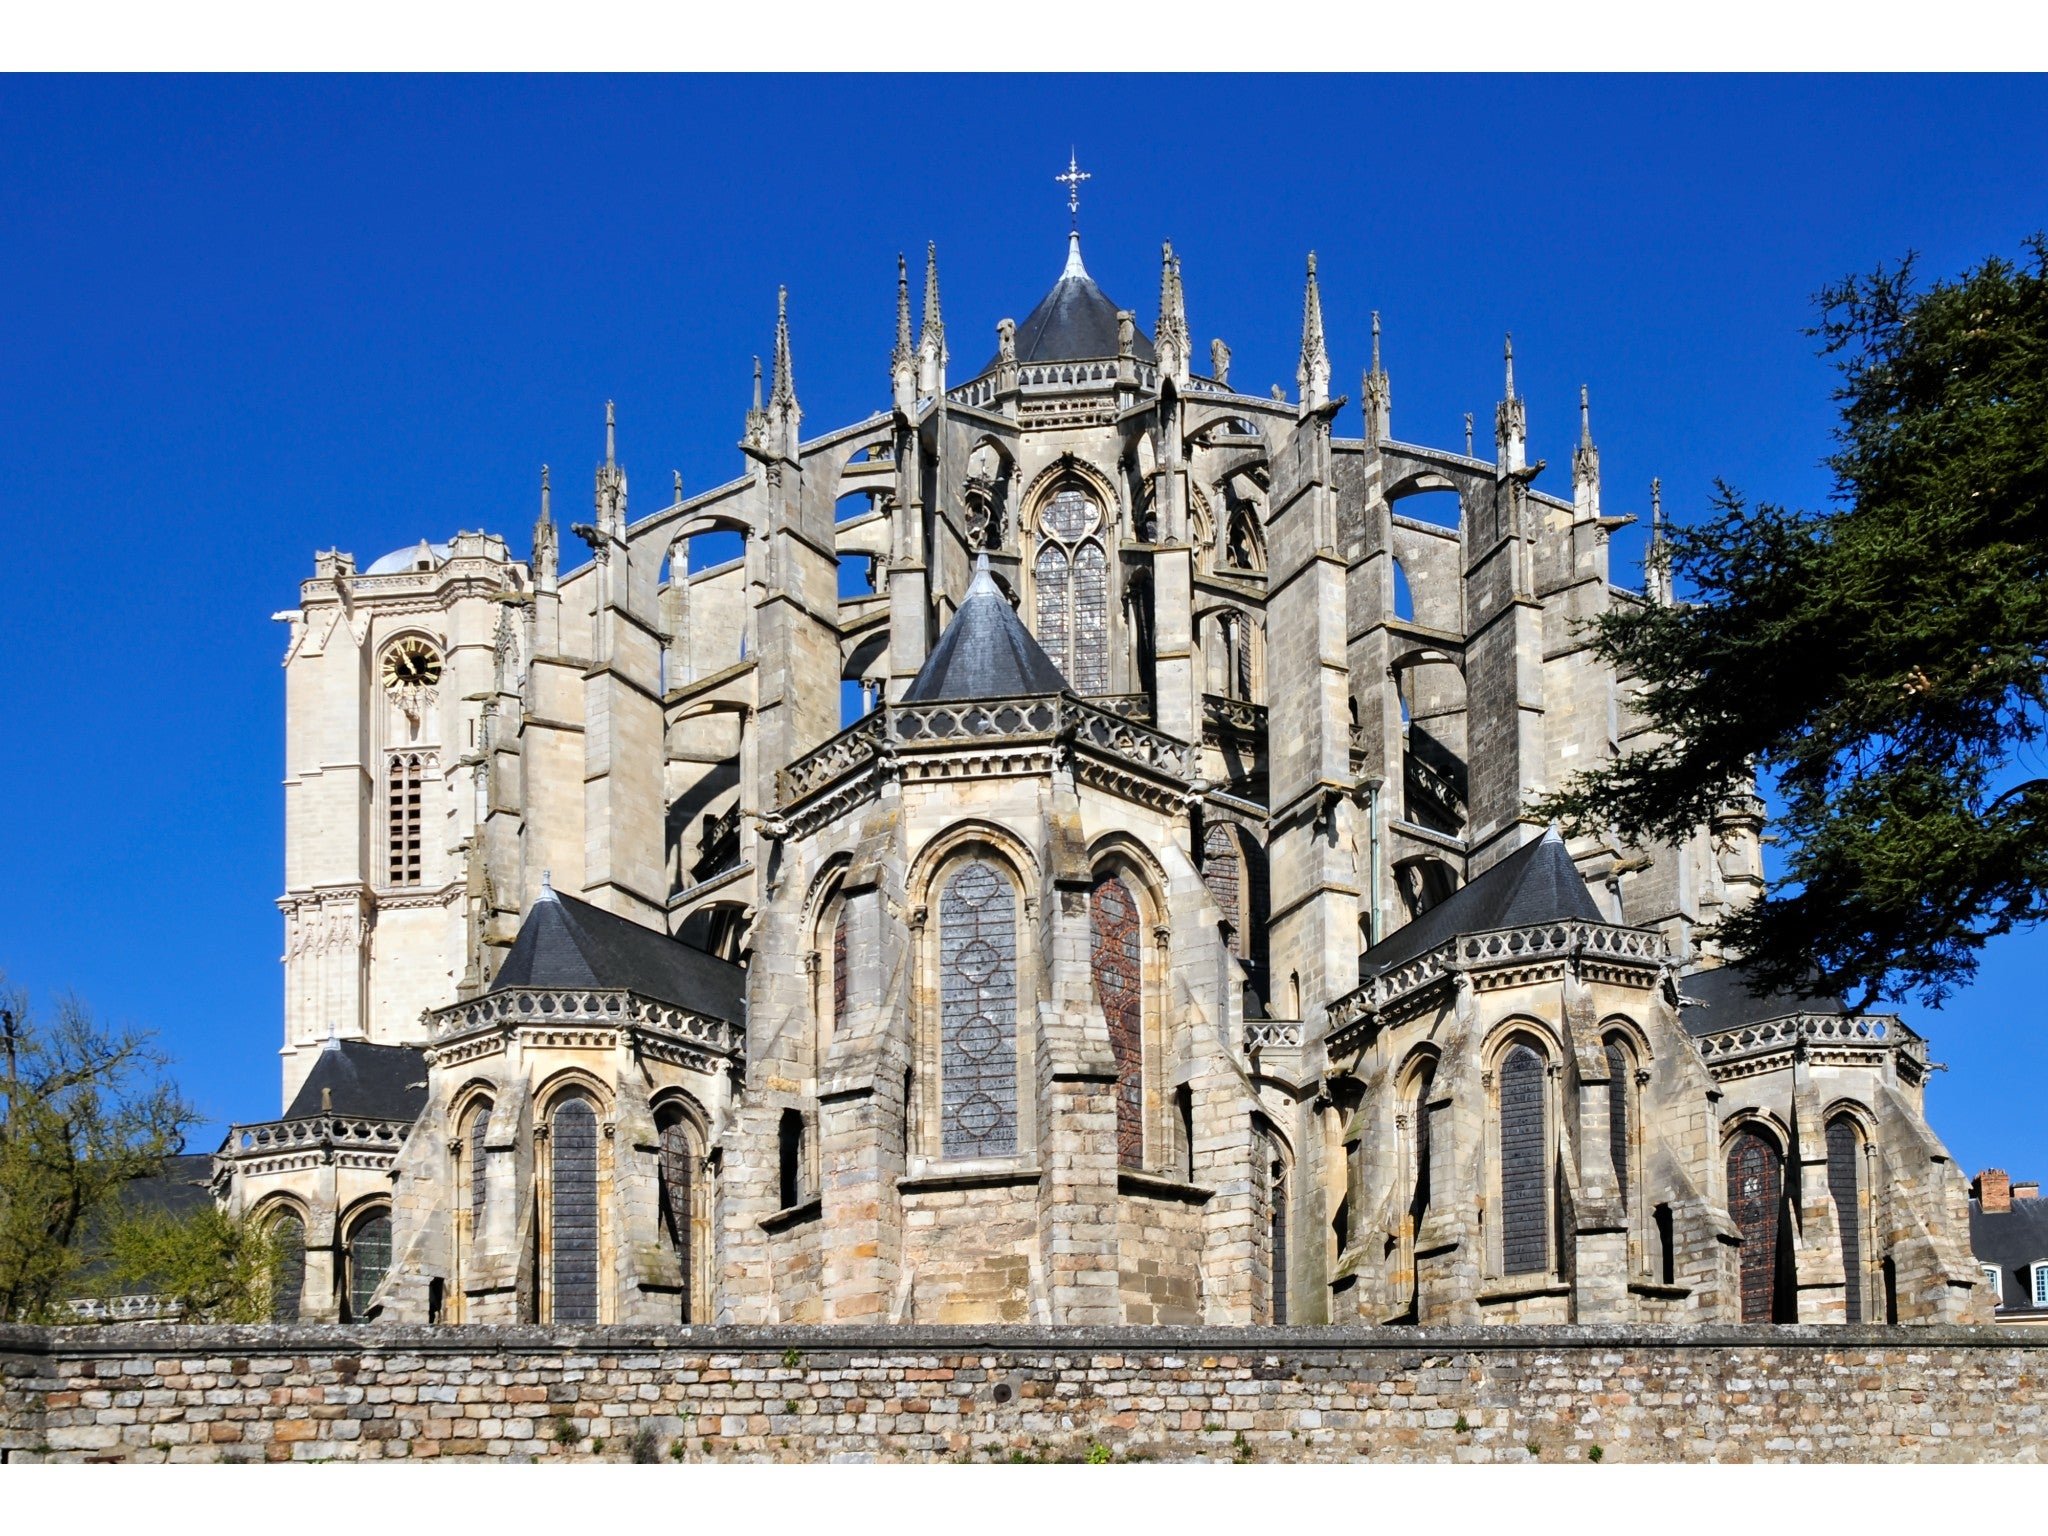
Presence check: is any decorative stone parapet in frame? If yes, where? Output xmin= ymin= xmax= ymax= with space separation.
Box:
xmin=3 ymin=1324 xmax=2042 ymax=1463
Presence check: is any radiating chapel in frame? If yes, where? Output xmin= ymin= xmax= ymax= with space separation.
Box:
xmin=218 ymin=189 xmax=1991 ymax=1330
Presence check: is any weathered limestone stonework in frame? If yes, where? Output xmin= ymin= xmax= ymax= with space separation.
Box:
xmin=4 ymin=1324 xmax=2043 ymax=1464
xmin=215 ymin=215 xmax=1988 ymax=1336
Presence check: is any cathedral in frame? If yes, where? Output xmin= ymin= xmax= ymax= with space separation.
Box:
xmin=217 ymin=191 xmax=1991 ymax=1331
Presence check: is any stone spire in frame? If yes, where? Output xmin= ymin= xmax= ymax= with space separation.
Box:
xmin=1296 ymin=251 xmax=1329 ymax=413
xmin=743 ymin=354 xmax=766 ymax=449
xmin=917 ymin=241 xmax=947 ymax=398
xmin=594 ymin=401 xmax=627 ymax=537
xmin=1156 ymin=240 xmax=1191 ymax=386
xmin=1647 ymin=477 xmax=1672 ymax=605
xmin=1572 ymin=384 xmax=1601 ymax=522
xmin=532 ymin=463 xmax=557 ymax=591
xmin=1363 ymin=310 xmax=1391 ymax=442
xmin=891 ymin=252 xmax=916 ymax=415
xmin=770 ymin=287 xmax=797 ymax=412
xmin=1495 ymin=333 xmax=1527 ymax=472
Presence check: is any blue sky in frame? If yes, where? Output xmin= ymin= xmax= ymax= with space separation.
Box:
xmin=1 ymin=75 xmax=2043 ymax=1176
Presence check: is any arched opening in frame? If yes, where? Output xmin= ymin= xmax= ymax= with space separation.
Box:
xmin=1201 ymin=821 xmax=1270 ymax=1010
xmin=1389 ymin=487 xmax=1462 ymax=531
xmin=778 ymin=1107 xmax=807 ymax=1210
xmin=343 ymin=1204 xmax=392 ymax=1323
xmin=1256 ymin=1125 xmax=1291 ymax=1325
xmin=1727 ymin=1124 xmax=1793 ymax=1323
xmin=1391 ymin=559 xmax=1415 ymax=623
xmin=1090 ymin=869 xmax=1146 ymax=1169
xmin=1499 ymin=1041 xmax=1549 ymax=1277
xmin=1394 ymin=855 xmax=1458 ymax=920
xmin=936 ymin=858 xmax=1020 ymax=1161
xmin=1403 ymin=1055 xmax=1436 ymax=1322
xmin=1031 ymin=483 xmax=1110 ymax=694
xmin=1603 ymin=1034 xmax=1636 ymax=1214
xmin=547 ymin=1093 xmax=601 ymax=1325
xmin=267 ymin=1209 xmax=306 ymax=1323
xmin=655 ymin=1103 xmax=707 ymax=1324
xmin=1826 ymin=1114 xmax=1868 ymax=1323
xmin=456 ymin=1096 xmax=493 ymax=1320
xmin=1654 ymin=1203 xmax=1676 ymax=1285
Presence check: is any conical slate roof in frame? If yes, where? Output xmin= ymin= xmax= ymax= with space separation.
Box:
xmin=284 ymin=1039 xmax=430 ymax=1122
xmin=491 ymin=884 xmax=746 ymax=1024
xmin=1358 ymin=827 xmax=1604 ymax=977
xmin=982 ymin=235 xmax=1156 ymax=373
xmin=901 ymin=557 xmax=1071 ymax=703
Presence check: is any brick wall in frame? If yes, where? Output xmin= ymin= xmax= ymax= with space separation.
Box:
xmin=3 ymin=1324 xmax=2042 ymax=1463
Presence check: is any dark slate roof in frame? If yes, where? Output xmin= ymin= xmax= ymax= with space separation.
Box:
xmin=1970 ymin=1197 xmax=2048 ymax=1317
xmin=901 ymin=557 xmax=1071 ymax=703
xmin=1675 ymin=963 xmax=1845 ymax=1038
xmin=492 ymin=886 xmax=747 ymax=1024
xmin=1358 ymin=828 xmax=1603 ymax=977
xmin=982 ymin=235 xmax=1156 ymax=373
xmin=117 ymin=1153 xmax=217 ymax=1219
xmin=284 ymin=1039 xmax=431 ymax=1122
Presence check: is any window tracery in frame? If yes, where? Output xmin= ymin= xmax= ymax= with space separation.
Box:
xmin=938 ymin=860 xmax=1019 ymax=1160
xmin=1728 ymin=1125 xmax=1786 ymax=1323
xmin=549 ymin=1095 xmax=600 ymax=1324
xmin=269 ymin=1211 xmax=305 ymax=1323
xmin=1826 ymin=1116 xmax=1865 ymax=1323
xmin=1033 ymin=486 xmax=1109 ymax=694
xmin=344 ymin=1206 xmax=391 ymax=1322
xmin=657 ymin=1108 xmax=701 ymax=1324
xmin=1499 ymin=1043 xmax=1549 ymax=1275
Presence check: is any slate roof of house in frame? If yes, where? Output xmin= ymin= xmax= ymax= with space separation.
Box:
xmin=901 ymin=556 xmax=1071 ymax=703
xmin=116 ymin=1153 xmax=218 ymax=1218
xmin=1675 ymin=963 xmax=1847 ymax=1038
xmin=283 ymin=1039 xmax=431 ymax=1122
xmin=491 ymin=886 xmax=747 ymax=1025
xmin=1358 ymin=827 xmax=1604 ymax=978
xmin=982 ymin=235 xmax=1156 ymax=373
xmin=1970 ymin=1196 xmax=2048 ymax=1318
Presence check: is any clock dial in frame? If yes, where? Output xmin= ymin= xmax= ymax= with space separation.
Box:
xmin=382 ymin=639 xmax=442 ymax=692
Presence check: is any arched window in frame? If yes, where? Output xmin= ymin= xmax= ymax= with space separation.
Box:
xmin=1604 ymin=1036 xmax=1633 ymax=1211
xmin=938 ymin=860 xmax=1019 ymax=1160
xmin=1727 ymin=1125 xmax=1787 ymax=1323
xmin=1499 ymin=1043 xmax=1549 ymax=1276
xmin=1257 ymin=1129 xmax=1290 ymax=1324
xmin=1219 ymin=612 xmax=1257 ymax=702
xmin=1034 ymin=486 xmax=1109 ymax=694
xmin=831 ymin=902 xmax=849 ymax=1037
xmin=1201 ymin=822 xmax=1269 ymax=993
xmin=549 ymin=1094 xmax=600 ymax=1324
xmin=1403 ymin=1058 xmax=1435 ymax=1321
xmin=468 ymin=1101 xmax=492 ymax=1220
xmin=1826 ymin=1116 xmax=1866 ymax=1323
xmin=386 ymin=753 xmax=425 ymax=886
xmin=656 ymin=1107 xmax=702 ymax=1324
xmin=778 ymin=1108 xmax=806 ymax=1209
xmin=269 ymin=1211 xmax=305 ymax=1324
xmin=1090 ymin=871 xmax=1144 ymax=1168
xmin=344 ymin=1205 xmax=391 ymax=1323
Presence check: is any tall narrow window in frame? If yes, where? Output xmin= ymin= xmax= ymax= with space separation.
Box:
xmin=938 ymin=860 xmax=1018 ymax=1160
xmin=387 ymin=753 xmax=425 ymax=886
xmin=1091 ymin=872 xmax=1144 ymax=1168
xmin=468 ymin=1102 xmax=492 ymax=1221
xmin=1727 ymin=1126 xmax=1785 ymax=1323
xmin=1175 ymin=1084 xmax=1195 ymax=1183
xmin=1826 ymin=1117 xmax=1864 ymax=1323
xmin=550 ymin=1095 xmax=600 ymax=1324
xmin=1408 ymin=1064 xmax=1434 ymax=1230
xmin=270 ymin=1213 xmax=306 ymax=1323
xmin=657 ymin=1111 xmax=696 ymax=1324
xmin=1033 ymin=486 xmax=1109 ymax=693
xmin=1262 ymin=1141 xmax=1290 ymax=1325
xmin=778 ymin=1108 xmax=805 ymax=1209
xmin=1201 ymin=823 xmax=1241 ymax=945
xmin=345 ymin=1207 xmax=391 ymax=1322
xmin=1499 ymin=1044 xmax=1549 ymax=1275
xmin=1654 ymin=1203 xmax=1676 ymax=1285
xmin=830 ymin=903 xmax=850 ymax=1038
xmin=1604 ymin=1038 xmax=1631 ymax=1210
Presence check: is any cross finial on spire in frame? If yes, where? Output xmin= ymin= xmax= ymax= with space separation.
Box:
xmin=1056 ymin=149 xmax=1091 ymax=231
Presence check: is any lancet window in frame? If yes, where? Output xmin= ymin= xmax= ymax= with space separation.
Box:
xmin=548 ymin=1094 xmax=600 ymax=1325
xmin=1826 ymin=1116 xmax=1866 ymax=1323
xmin=656 ymin=1106 xmax=703 ymax=1324
xmin=1728 ymin=1125 xmax=1786 ymax=1323
xmin=1604 ymin=1036 xmax=1633 ymax=1210
xmin=938 ymin=860 xmax=1019 ymax=1160
xmin=468 ymin=1102 xmax=492 ymax=1220
xmin=1498 ymin=1043 xmax=1549 ymax=1275
xmin=1090 ymin=871 xmax=1144 ymax=1168
xmin=344 ymin=1205 xmax=391 ymax=1322
xmin=268 ymin=1211 xmax=305 ymax=1323
xmin=1033 ymin=486 xmax=1109 ymax=694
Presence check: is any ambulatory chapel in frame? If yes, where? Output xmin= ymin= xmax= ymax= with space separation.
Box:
xmin=217 ymin=204 xmax=1993 ymax=1335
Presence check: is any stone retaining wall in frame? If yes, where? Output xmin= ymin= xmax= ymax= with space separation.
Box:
xmin=3 ymin=1323 xmax=2044 ymax=1463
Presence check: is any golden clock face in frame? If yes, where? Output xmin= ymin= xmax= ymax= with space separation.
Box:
xmin=381 ymin=638 xmax=442 ymax=691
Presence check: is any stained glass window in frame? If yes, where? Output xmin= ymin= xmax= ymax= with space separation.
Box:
xmin=1499 ymin=1044 xmax=1549 ymax=1275
xmin=1033 ymin=487 xmax=1108 ymax=694
xmin=1826 ymin=1118 xmax=1863 ymax=1323
xmin=346 ymin=1208 xmax=391 ymax=1322
xmin=938 ymin=860 xmax=1018 ymax=1160
xmin=270 ymin=1213 xmax=305 ymax=1323
xmin=551 ymin=1096 xmax=600 ymax=1324
xmin=658 ymin=1113 xmax=694 ymax=1323
xmin=469 ymin=1102 xmax=491 ymax=1220
xmin=1604 ymin=1039 xmax=1630 ymax=1210
xmin=1728 ymin=1127 xmax=1783 ymax=1323
xmin=1091 ymin=872 xmax=1144 ymax=1168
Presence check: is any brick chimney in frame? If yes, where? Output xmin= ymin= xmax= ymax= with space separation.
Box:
xmin=1976 ymin=1168 xmax=2012 ymax=1213
xmin=2013 ymin=1180 xmax=2040 ymax=1201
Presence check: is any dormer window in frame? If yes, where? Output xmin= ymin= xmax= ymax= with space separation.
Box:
xmin=2034 ymin=1261 xmax=2048 ymax=1307
xmin=1982 ymin=1264 xmax=2002 ymax=1303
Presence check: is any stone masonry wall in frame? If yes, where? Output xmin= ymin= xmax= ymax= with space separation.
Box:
xmin=3 ymin=1324 xmax=2044 ymax=1464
